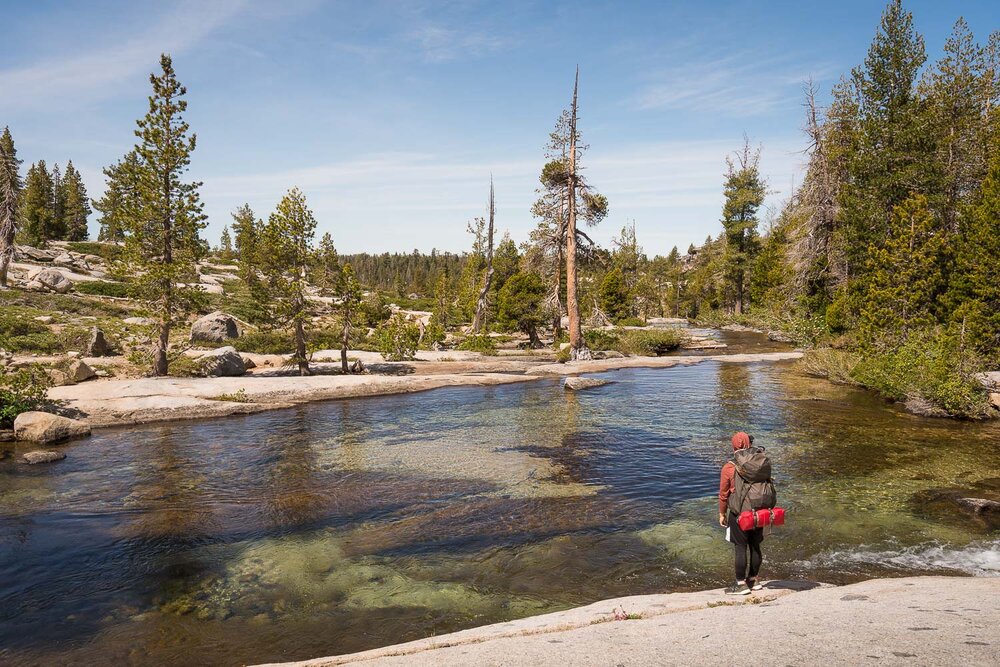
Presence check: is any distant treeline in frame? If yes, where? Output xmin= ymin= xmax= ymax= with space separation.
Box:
xmin=339 ymin=251 xmax=467 ymax=295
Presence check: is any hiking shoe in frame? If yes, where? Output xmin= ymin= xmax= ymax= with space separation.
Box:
xmin=748 ymin=579 xmax=764 ymax=591
xmin=725 ymin=581 xmax=751 ymax=596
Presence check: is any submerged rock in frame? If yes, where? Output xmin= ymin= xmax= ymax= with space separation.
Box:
xmin=13 ymin=412 xmax=91 ymax=444
xmin=564 ymin=377 xmax=610 ymax=391
xmin=22 ymin=450 xmax=67 ymax=465
xmin=191 ymin=311 xmax=241 ymax=344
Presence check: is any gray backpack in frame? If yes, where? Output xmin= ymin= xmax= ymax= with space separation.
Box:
xmin=728 ymin=447 xmax=777 ymax=514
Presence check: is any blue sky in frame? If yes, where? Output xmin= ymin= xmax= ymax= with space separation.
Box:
xmin=2 ymin=1 xmax=996 ymax=255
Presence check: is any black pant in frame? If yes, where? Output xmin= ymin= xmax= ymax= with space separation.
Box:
xmin=729 ymin=512 xmax=764 ymax=583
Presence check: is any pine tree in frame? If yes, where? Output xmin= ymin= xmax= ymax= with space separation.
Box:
xmin=258 ymin=187 xmax=317 ymax=375
xmin=949 ymin=144 xmax=1000 ymax=362
xmin=0 ymin=127 xmax=22 ymax=287
xmin=61 ymin=161 xmax=91 ymax=241
xmin=315 ymin=231 xmax=339 ymax=291
xmin=858 ymin=193 xmax=944 ymax=341
xmin=842 ymin=0 xmax=928 ymax=280
xmin=491 ymin=233 xmax=521 ymax=295
xmin=115 ymin=54 xmax=208 ymax=376
xmin=598 ymin=268 xmax=630 ymax=323
xmin=94 ymin=152 xmax=139 ymax=243
xmin=337 ymin=263 xmax=363 ymax=372
xmin=50 ymin=163 xmax=66 ymax=240
xmin=218 ymin=225 xmax=234 ymax=261
xmin=721 ymin=139 xmax=766 ymax=313
xmin=231 ymin=204 xmax=259 ymax=265
xmin=496 ymin=272 xmax=547 ymax=347
xmin=472 ymin=179 xmax=496 ymax=333
xmin=20 ymin=160 xmax=56 ymax=247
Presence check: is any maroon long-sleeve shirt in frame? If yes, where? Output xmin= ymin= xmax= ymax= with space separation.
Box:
xmin=719 ymin=461 xmax=737 ymax=515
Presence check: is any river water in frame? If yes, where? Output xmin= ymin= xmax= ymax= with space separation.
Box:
xmin=2 ymin=344 xmax=998 ymax=665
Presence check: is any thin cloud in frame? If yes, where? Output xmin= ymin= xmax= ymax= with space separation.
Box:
xmin=634 ymin=52 xmax=833 ymax=116
xmin=407 ymin=24 xmax=506 ymax=63
xmin=0 ymin=0 xmax=248 ymax=111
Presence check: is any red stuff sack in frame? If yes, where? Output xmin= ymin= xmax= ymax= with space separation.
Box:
xmin=754 ymin=509 xmax=772 ymax=527
xmin=737 ymin=511 xmax=755 ymax=531
xmin=771 ymin=507 xmax=785 ymax=526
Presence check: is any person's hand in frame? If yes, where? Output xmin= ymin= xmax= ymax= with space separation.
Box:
xmin=719 ymin=513 xmax=727 ymax=527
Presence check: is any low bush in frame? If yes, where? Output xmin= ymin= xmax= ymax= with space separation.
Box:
xmin=456 ymin=334 xmax=497 ymax=355
xmin=373 ymin=314 xmax=420 ymax=361
xmin=584 ymin=329 xmax=621 ymax=351
xmin=798 ymin=348 xmax=859 ymax=385
xmin=615 ymin=329 xmax=683 ymax=356
xmin=0 ymin=365 xmax=52 ymax=427
xmin=421 ymin=318 xmax=446 ymax=350
xmin=555 ymin=346 xmax=571 ymax=363
xmin=65 ymin=241 xmax=122 ymax=262
xmin=616 ymin=317 xmax=646 ymax=327
xmin=74 ymin=281 xmax=130 ymax=298
xmin=231 ymin=331 xmax=293 ymax=355
xmin=0 ymin=312 xmax=63 ymax=353
xmin=851 ymin=328 xmax=991 ymax=419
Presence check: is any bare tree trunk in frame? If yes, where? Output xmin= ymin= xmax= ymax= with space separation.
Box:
xmin=472 ymin=179 xmax=495 ymax=333
xmin=153 ymin=308 xmax=170 ymax=376
xmin=341 ymin=307 xmax=350 ymax=374
xmin=0 ymin=242 xmax=12 ymax=287
xmin=294 ymin=308 xmax=309 ymax=376
xmin=551 ymin=242 xmax=563 ymax=336
xmin=565 ymin=68 xmax=591 ymax=361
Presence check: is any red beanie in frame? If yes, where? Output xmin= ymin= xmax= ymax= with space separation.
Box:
xmin=731 ymin=432 xmax=752 ymax=450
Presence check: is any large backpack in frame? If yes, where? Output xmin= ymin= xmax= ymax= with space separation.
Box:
xmin=728 ymin=446 xmax=777 ymax=514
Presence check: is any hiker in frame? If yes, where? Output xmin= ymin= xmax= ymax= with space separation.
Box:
xmin=719 ymin=431 xmax=775 ymax=595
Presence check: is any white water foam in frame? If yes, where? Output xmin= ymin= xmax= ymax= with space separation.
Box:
xmin=798 ymin=539 xmax=1000 ymax=577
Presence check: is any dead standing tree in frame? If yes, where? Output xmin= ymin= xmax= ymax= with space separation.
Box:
xmin=472 ymin=178 xmax=496 ymax=333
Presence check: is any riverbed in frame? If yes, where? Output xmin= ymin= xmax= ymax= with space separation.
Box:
xmin=2 ymin=359 xmax=998 ymax=666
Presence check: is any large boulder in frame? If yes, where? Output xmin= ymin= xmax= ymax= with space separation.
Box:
xmin=16 ymin=245 xmax=56 ymax=262
xmin=26 ymin=268 xmax=73 ymax=294
xmin=87 ymin=327 xmax=110 ymax=356
xmin=198 ymin=346 xmax=246 ymax=377
xmin=67 ymin=359 xmax=96 ymax=383
xmin=13 ymin=412 xmax=91 ymax=444
xmin=767 ymin=331 xmax=799 ymax=344
xmin=191 ymin=311 xmax=241 ymax=344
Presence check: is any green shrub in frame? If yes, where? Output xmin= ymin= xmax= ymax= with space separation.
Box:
xmin=361 ymin=293 xmax=392 ymax=327
xmin=232 ymin=331 xmax=292 ymax=355
xmin=584 ymin=329 xmax=621 ymax=351
xmin=615 ymin=329 xmax=683 ymax=356
xmin=373 ymin=314 xmax=420 ymax=361
xmin=0 ymin=312 xmax=63 ymax=353
xmin=74 ymin=281 xmax=130 ymax=298
xmin=167 ymin=354 xmax=211 ymax=377
xmin=65 ymin=241 xmax=122 ymax=262
xmin=851 ymin=328 xmax=990 ymax=418
xmin=617 ymin=317 xmax=646 ymax=327
xmin=421 ymin=317 xmax=446 ymax=350
xmin=555 ymin=346 xmax=571 ymax=363
xmin=0 ymin=365 xmax=52 ymax=427
xmin=798 ymin=348 xmax=859 ymax=385
xmin=456 ymin=334 xmax=497 ymax=355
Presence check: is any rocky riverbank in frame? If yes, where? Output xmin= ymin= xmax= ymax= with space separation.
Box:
xmin=256 ymin=576 xmax=998 ymax=667
xmin=46 ymin=350 xmax=804 ymax=429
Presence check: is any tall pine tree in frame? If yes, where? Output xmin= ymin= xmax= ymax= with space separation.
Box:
xmin=721 ymin=139 xmax=766 ymax=314
xmin=0 ymin=127 xmax=22 ymax=286
xmin=61 ymin=161 xmax=91 ymax=241
xmin=20 ymin=160 xmax=56 ymax=247
xmin=94 ymin=152 xmax=139 ymax=243
xmin=115 ymin=54 xmax=207 ymax=376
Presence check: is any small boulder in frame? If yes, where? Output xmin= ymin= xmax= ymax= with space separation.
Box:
xmin=45 ymin=368 xmax=72 ymax=386
xmin=767 ymin=331 xmax=799 ymax=343
xmin=198 ymin=346 xmax=246 ymax=377
xmin=28 ymin=268 xmax=73 ymax=294
xmin=34 ymin=315 xmax=54 ymax=324
xmin=957 ymin=497 xmax=1000 ymax=517
xmin=87 ymin=327 xmax=110 ymax=357
xmin=242 ymin=356 xmax=257 ymax=370
xmin=990 ymin=393 xmax=1000 ymax=411
xmin=23 ymin=450 xmax=67 ymax=465
xmin=191 ymin=311 xmax=241 ymax=344
xmin=564 ymin=377 xmax=610 ymax=391
xmin=124 ymin=317 xmax=156 ymax=326
xmin=13 ymin=412 xmax=91 ymax=444
xmin=68 ymin=359 xmax=96 ymax=383
xmin=53 ymin=252 xmax=76 ymax=266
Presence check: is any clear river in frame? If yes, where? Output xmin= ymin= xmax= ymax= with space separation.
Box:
xmin=2 ymin=338 xmax=999 ymax=665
